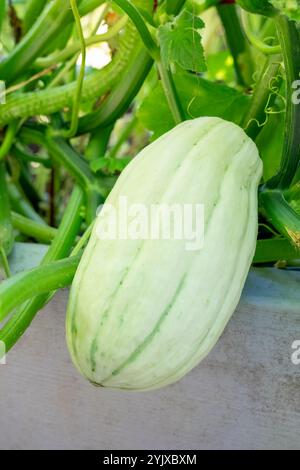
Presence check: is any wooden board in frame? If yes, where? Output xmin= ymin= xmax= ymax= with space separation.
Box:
xmin=0 ymin=268 xmax=300 ymax=450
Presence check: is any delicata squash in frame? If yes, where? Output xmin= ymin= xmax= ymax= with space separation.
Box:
xmin=66 ymin=117 xmax=263 ymax=391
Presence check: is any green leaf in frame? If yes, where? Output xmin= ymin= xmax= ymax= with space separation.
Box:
xmin=138 ymin=70 xmax=250 ymax=139
xmin=89 ymin=158 xmax=107 ymax=174
xmin=107 ymin=157 xmax=132 ymax=173
xmin=206 ymin=51 xmax=235 ymax=83
xmin=158 ymin=9 xmax=206 ymax=73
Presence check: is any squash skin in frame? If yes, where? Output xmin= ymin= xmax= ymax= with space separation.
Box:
xmin=66 ymin=117 xmax=263 ymax=391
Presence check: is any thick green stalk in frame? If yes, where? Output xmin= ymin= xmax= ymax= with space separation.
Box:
xmin=267 ymin=16 xmax=300 ymax=189
xmin=254 ymin=238 xmax=300 ymax=263
xmin=0 ymin=122 xmax=18 ymax=161
xmin=0 ymin=162 xmax=13 ymax=257
xmin=35 ymin=16 xmax=128 ymax=69
xmin=0 ymin=186 xmax=84 ymax=352
xmin=12 ymin=145 xmax=52 ymax=168
xmin=22 ymin=0 xmax=48 ymax=34
xmin=260 ymin=190 xmax=300 ymax=249
xmin=0 ymin=0 xmax=6 ymax=35
xmin=241 ymin=10 xmax=281 ymax=55
xmin=45 ymin=137 xmax=99 ymax=192
xmin=166 ymin=0 xmax=186 ymax=15
xmin=157 ymin=60 xmax=185 ymax=125
xmin=61 ymin=0 xmax=87 ymax=139
xmin=78 ymin=42 xmax=153 ymax=133
xmin=243 ymin=54 xmax=282 ymax=141
xmin=236 ymin=0 xmax=278 ymax=17
xmin=286 ymin=181 xmax=300 ymax=201
xmin=11 ymin=212 xmax=58 ymax=244
xmin=109 ymin=116 xmax=137 ymax=159
xmin=0 ymin=0 xmax=105 ymax=83
xmin=111 ymin=1 xmax=184 ymax=123
xmin=19 ymin=127 xmax=101 ymax=194
xmin=85 ymin=126 xmax=113 ymax=161
xmin=8 ymin=183 xmax=46 ymax=225
xmin=217 ymin=3 xmax=253 ymax=86
xmin=85 ymin=126 xmax=113 ymax=224
xmin=0 ymin=21 xmax=139 ymax=126
xmin=112 ymin=0 xmax=159 ymax=59
xmin=19 ymin=161 xmax=42 ymax=210
xmin=0 ymin=256 xmax=80 ymax=323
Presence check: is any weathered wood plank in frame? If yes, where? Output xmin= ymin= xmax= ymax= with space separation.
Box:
xmin=0 ymin=268 xmax=299 ymax=450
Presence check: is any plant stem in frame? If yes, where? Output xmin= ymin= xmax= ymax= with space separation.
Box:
xmin=0 ymin=186 xmax=84 ymax=352
xmin=0 ymin=0 xmax=106 ymax=83
xmin=0 ymin=0 xmax=6 ymax=35
xmin=112 ymin=0 xmax=159 ymax=59
xmin=62 ymin=0 xmax=86 ymax=139
xmin=0 ymin=122 xmax=18 ymax=161
xmin=85 ymin=127 xmax=114 ymax=224
xmin=85 ymin=126 xmax=113 ymax=161
xmin=18 ymin=161 xmax=42 ymax=210
xmin=19 ymin=127 xmax=103 ymax=194
xmin=8 ymin=182 xmax=46 ymax=225
xmin=11 ymin=212 xmax=58 ymax=244
xmin=166 ymin=0 xmax=186 ymax=15
xmin=22 ymin=0 xmax=48 ymax=34
xmin=71 ymin=221 xmax=94 ymax=256
xmin=240 ymin=9 xmax=281 ymax=55
xmin=109 ymin=116 xmax=137 ymax=159
xmin=267 ymin=15 xmax=300 ymax=189
xmin=254 ymin=238 xmax=300 ymax=263
xmin=260 ymin=190 xmax=300 ymax=249
xmin=157 ymin=60 xmax=185 ymax=124
xmin=12 ymin=145 xmax=52 ymax=169
xmin=35 ymin=16 xmax=128 ymax=68
xmin=0 ymin=255 xmax=80 ymax=323
xmin=78 ymin=41 xmax=153 ymax=134
xmin=0 ymin=162 xmax=14 ymax=257
xmin=217 ymin=3 xmax=253 ymax=86
xmin=0 ymin=246 xmax=11 ymax=278
xmin=243 ymin=53 xmax=282 ymax=141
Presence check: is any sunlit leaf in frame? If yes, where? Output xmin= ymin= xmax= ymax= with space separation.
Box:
xmin=138 ymin=70 xmax=249 ymax=139
xmin=158 ymin=9 xmax=206 ymax=73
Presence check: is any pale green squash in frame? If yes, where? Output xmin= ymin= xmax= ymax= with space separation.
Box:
xmin=66 ymin=117 xmax=262 ymax=391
